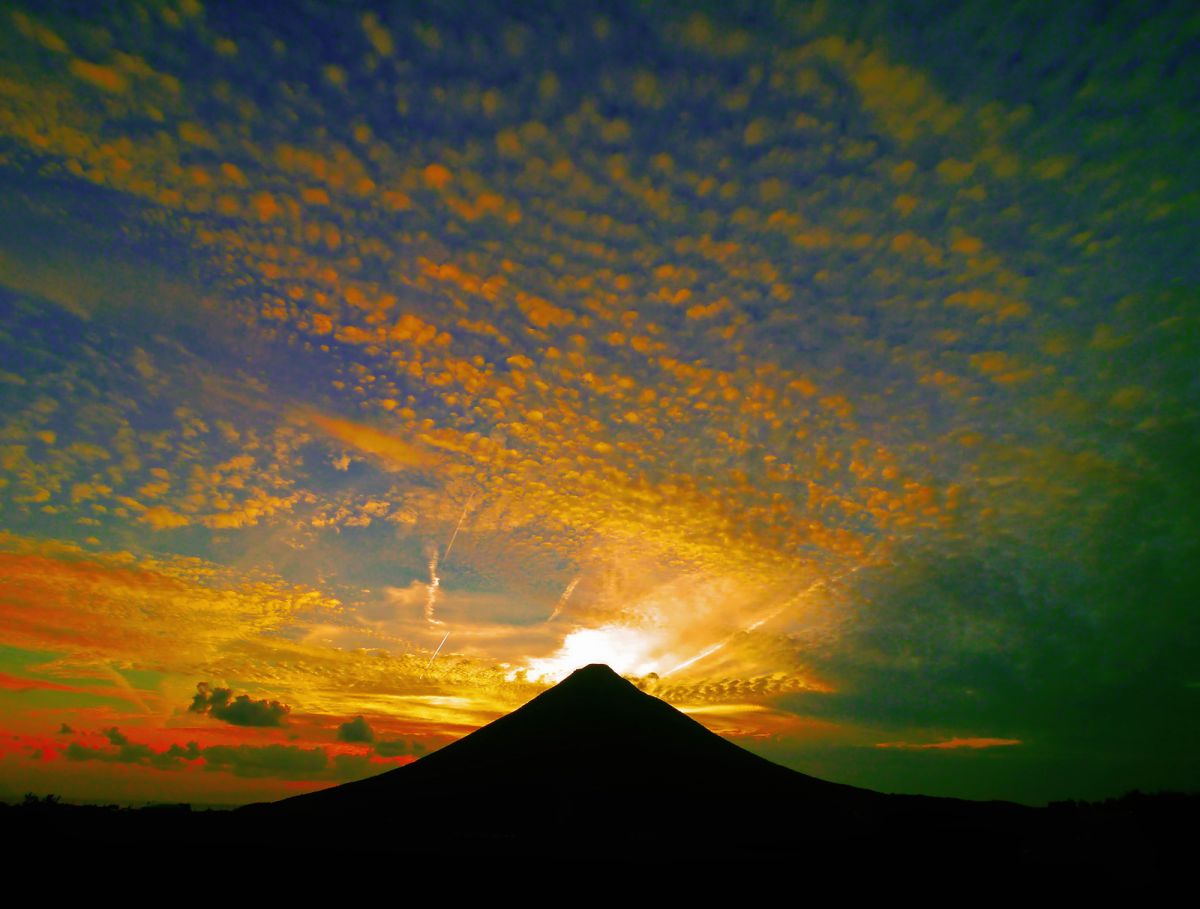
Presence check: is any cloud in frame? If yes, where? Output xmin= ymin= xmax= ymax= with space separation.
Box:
xmin=0 ymin=671 xmax=77 ymax=693
xmin=104 ymin=727 xmax=128 ymax=746
xmin=373 ymin=738 xmax=426 ymax=758
xmin=299 ymin=411 xmax=438 ymax=472
xmin=0 ymin=533 xmax=348 ymax=689
xmin=65 ymin=727 xmax=156 ymax=766
xmin=199 ymin=743 xmax=328 ymax=779
xmin=62 ymin=729 xmax=385 ymax=781
xmin=875 ymin=738 xmax=1022 ymax=750
xmin=336 ymin=715 xmax=374 ymax=743
xmin=68 ymin=59 xmax=129 ymax=94
xmin=189 ymin=683 xmax=291 ymax=727
xmin=331 ymin=752 xmax=375 ymax=780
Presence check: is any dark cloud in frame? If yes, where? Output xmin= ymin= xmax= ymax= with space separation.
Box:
xmin=62 ymin=729 xmax=384 ymax=781
xmin=64 ymin=742 xmax=104 ymax=762
xmin=66 ymin=728 xmax=155 ymax=766
xmin=157 ymin=741 xmax=203 ymax=771
xmin=373 ymin=738 xmax=426 ymax=758
xmin=104 ymin=727 xmax=128 ymax=746
xmin=332 ymin=752 xmax=373 ymax=780
xmin=336 ymin=715 xmax=374 ymax=743
xmin=189 ymin=683 xmax=290 ymax=727
xmin=199 ymin=743 xmax=328 ymax=779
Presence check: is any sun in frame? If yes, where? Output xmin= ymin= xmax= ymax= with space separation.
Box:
xmin=524 ymin=625 xmax=665 ymax=682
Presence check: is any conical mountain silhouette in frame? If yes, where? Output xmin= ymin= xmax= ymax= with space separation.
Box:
xmin=233 ymin=664 xmax=1038 ymax=862
xmin=248 ymin=665 xmax=896 ymax=855
xmin=287 ymin=664 xmax=862 ymax=809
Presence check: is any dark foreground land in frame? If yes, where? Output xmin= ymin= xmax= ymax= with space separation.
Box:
xmin=3 ymin=666 xmax=1195 ymax=877
xmin=4 ymin=788 xmax=1197 ymax=876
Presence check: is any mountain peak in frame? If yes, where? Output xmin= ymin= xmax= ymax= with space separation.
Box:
xmin=567 ymin=662 xmax=623 ymax=679
xmin=556 ymin=662 xmax=634 ymax=689
xmin=523 ymin=662 xmax=651 ymax=712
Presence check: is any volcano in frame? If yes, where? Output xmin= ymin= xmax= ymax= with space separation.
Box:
xmin=272 ymin=663 xmax=866 ymax=812
xmin=241 ymin=665 xmax=1028 ymax=859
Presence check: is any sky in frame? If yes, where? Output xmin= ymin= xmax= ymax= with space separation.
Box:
xmin=0 ymin=0 xmax=1196 ymax=807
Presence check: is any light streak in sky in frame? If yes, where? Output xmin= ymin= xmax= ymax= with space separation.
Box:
xmin=426 ymin=630 xmax=451 ymax=669
xmin=662 ymin=557 xmax=880 ymax=677
xmin=547 ymin=575 xmax=580 ymax=622
xmin=661 ymin=599 xmax=794 ymax=678
xmin=104 ymin=664 xmax=151 ymax=714
xmin=442 ymin=494 xmax=474 ymax=564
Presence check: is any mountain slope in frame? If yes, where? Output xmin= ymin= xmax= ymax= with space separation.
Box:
xmin=241 ymin=665 xmax=1032 ymax=859
xmin=287 ymin=664 xmax=865 ymax=809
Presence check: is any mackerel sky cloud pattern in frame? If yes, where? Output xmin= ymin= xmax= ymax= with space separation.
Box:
xmin=0 ymin=0 xmax=1196 ymax=805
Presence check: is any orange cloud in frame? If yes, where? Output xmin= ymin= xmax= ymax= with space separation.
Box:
xmin=68 ymin=59 xmax=129 ymax=93
xmin=299 ymin=411 xmax=439 ymax=471
xmin=0 ymin=671 xmax=77 ymax=693
xmin=0 ymin=535 xmax=340 ymax=671
xmin=875 ymin=738 xmax=1022 ymax=750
